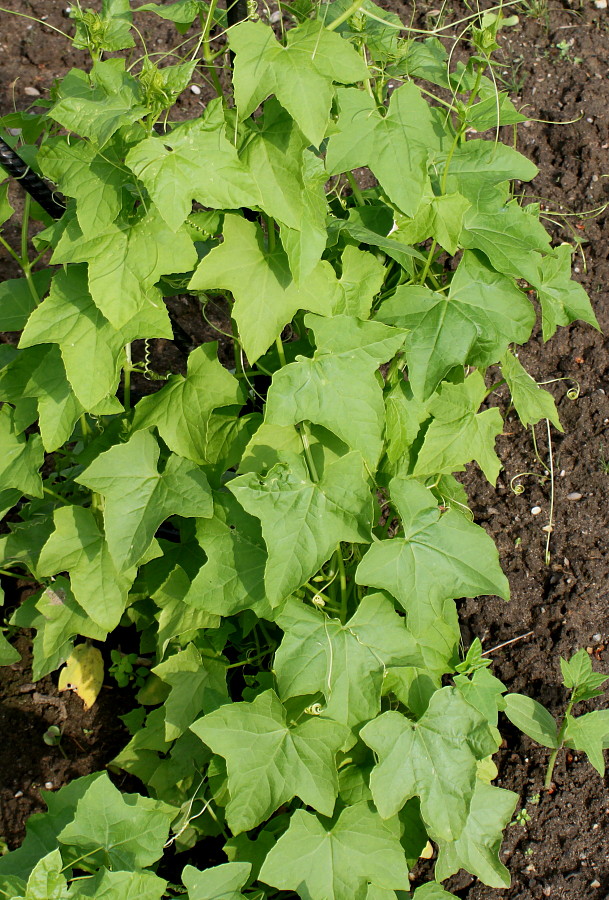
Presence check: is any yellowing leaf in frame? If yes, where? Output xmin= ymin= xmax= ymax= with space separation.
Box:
xmin=58 ymin=643 xmax=104 ymax=710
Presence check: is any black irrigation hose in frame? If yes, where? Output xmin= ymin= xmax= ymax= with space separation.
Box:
xmin=0 ymin=135 xmax=66 ymax=220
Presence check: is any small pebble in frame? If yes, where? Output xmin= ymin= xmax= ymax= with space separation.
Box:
xmin=44 ymin=781 xmax=53 ymax=790
xmin=13 ymin=790 xmax=23 ymax=799
xmin=542 ymin=524 xmax=553 ymax=533
xmin=567 ymin=492 xmax=582 ymax=501
xmin=593 ymin=823 xmax=600 ymax=830
xmin=531 ymin=506 xmax=542 ymax=516
xmin=591 ymin=881 xmax=601 ymax=889
xmin=190 ymin=84 xmax=201 ymax=95
xmin=543 ymin=887 xmax=552 ymax=897
xmin=559 ymin=469 xmax=566 ymax=477
xmin=594 ymin=0 xmax=606 ymax=9
xmin=593 ymin=633 xmax=602 ymax=642
xmin=270 ymin=9 xmax=282 ymax=22
xmin=24 ymin=86 xmax=40 ymax=97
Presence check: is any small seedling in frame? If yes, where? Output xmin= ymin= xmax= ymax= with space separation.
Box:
xmin=599 ymin=444 xmax=609 ymax=475
xmin=529 ymin=792 xmax=541 ymax=805
xmin=504 ymin=649 xmax=609 ymax=788
xmin=510 ymin=808 xmax=532 ymax=826
xmin=43 ymin=725 xmax=67 ymax=759
xmin=556 ymin=40 xmax=583 ymax=64
xmin=109 ymin=651 xmax=149 ymax=689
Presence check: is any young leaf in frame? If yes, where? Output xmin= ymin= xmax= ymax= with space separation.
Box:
xmin=434 ymin=781 xmax=518 ymax=888
xmin=413 ymin=372 xmax=503 ymax=484
xmin=229 ymin=450 xmax=372 ymax=603
xmin=0 ymin=405 xmax=44 ymax=500
xmin=69 ymin=868 xmax=167 ymax=899
xmin=153 ymin=643 xmax=228 ymax=741
xmin=334 ymin=245 xmax=386 ymax=319
xmin=326 ymin=84 xmax=442 ymax=216
xmin=259 ymin=803 xmax=411 ymax=900
xmin=131 ymin=343 xmax=244 ymax=464
xmin=188 ymin=214 xmax=342 ymax=362
xmin=361 ymin=688 xmax=497 ymax=840
xmin=564 ymin=710 xmax=609 ymax=776
xmin=0 ymin=630 xmax=20 ymax=666
xmin=20 ymin=265 xmax=171 ymax=408
xmin=266 ymin=314 xmax=407 ymax=467
xmin=52 ymin=205 xmax=197 ymax=329
xmin=356 ymin=479 xmax=509 ymax=622
xmin=76 ymin=429 xmax=213 ymax=572
xmin=37 ymin=506 xmax=140 ymax=631
xmin=125 ymin=100 xmax=260 ymax=231
xmin=72 ymin=0 xmax=135 ymax=53
xmin=454 ymin=667 xmax=507 ymax=727
xmin=560 ymin=648 xmax=608 ymax=702
xmin=58 ymin=773 xmax=174 ymax=869
xmin=191 ymin=689 xmax=349 ymax=834
xmin=501 ymin=350 xmax=562 ymax=431
xmin=275 ymin=593 xmax=425 ymax=727
xmin=502 ymin=693 xmax=559 ymax=749
xmin=229 ymin=19 xmax=368 ymax=146
xmin=21 ymin=848 xmax=66 ymax=900
xmin=530 ymin=243 xmax=599 ymax=340
xmin=0 ymin=270 xmax=51 ymax=332
xmin=181 ymin=862 xmax=251 ymax=900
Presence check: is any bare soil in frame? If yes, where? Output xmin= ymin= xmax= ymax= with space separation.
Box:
xmin=1 ymin=1 xmax=609 ymax=897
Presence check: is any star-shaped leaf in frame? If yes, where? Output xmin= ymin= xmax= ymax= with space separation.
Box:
xmin=529 ymin=243 xmax=599 ymax=340
xmin=131 ymin=343 xmax=243 ymax=464
xmin=361 ymin=688 xmax=497 ymax=840
xmin=183 ymin=492 xmax=273 ymax=618
xmin=564 ymin=710 xmax=609 ymax=776
xmin=266 ymin=314 xmax=406 ymax=468
xmin=413 ymin=372 xmax=504 ymax=484
xmin=37 ymin=506 xmax=139 ymax=631
xmin=189 ymin=214 xmax=341 ymax=362
xmin=229 ymin=450 xmax=372 ymax=603
xmin=76 ymin=429 xmax=213 ymax=571
xmin=0 ymin=405 xmax=44 ymax=499
xmin=52 ymin=205 xmax=197 ymax=329
xmin=0 ymin=270 xmax=51 ymax=332
xmin=229 ymin=19 xmax=368 ymax=146
xmin=326 ymin=84 xmax=440 ymax=216
xmin=38 ymin=137 xmax=126 ymax=235
xmin=356 ymin=479 xmax=509 ymax=622
xmin=153 ymin=643 xmax=228 ymax=741
xmin=181 ymin=862 xmax=251 ymax=900
xmin=275 ymin=593 xmax=425 ymax=727
xmin=259 ymin=803 xmax=411 ymax=900
xmin=20 ymin=266 xmax=171 ymax=408
xmin=501 ymin=349 xmax=562 ymax=430
xmin=334 ymin=245 xmax=386 ymax=319
xmin=126 ymin=99 xmax=260 ymax=231
xmin=434 ymin=781 xmax=517 ymax=888
xmin=191 ymin=689 xmax=349 ymax=834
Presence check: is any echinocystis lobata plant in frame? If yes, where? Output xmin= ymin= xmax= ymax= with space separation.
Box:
xmin=0 ymin=0 xmax=603 ymax=897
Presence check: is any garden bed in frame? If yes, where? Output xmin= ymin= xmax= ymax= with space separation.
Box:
xmin=1 ymin=1 xmax=608 ymax=897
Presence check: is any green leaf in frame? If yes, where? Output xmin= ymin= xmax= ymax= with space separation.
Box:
xmin=503 ymin=693 xmax=559 ymax=749
xmin=0 ymin=630 xmax=20 ymax=666
xmin=131 ymin=343 xmax=243 ymax=464
xmin=72 ymin=0 xmax=135 ymax=52
xmin=229 ymin=450 xmax=372 ymax=603
xmin=37 ymin=506 xmax=139 ymax=631
xmin=327 ymin=85 xmax=435 ymax=217
xmin=126 ymin=99 xmax=260 ymax=231
xmin=20 ymin=265 xmax=171 ymax=408
xmin=69 ymin=868 xmax=167 ymax=899
xmin=275 ymin=593 xmax=425 ymax=727
xmin=560 ymin=648 xmax=608 ymax=702
xmin=501 ymin=349 xmax=562 ymax=430
xmin=37 ymin=137 xmax=126 ymax=235
xmin=454 ymin=667 xmax=507 ymax=727
xmin=0 ymin=270 xmax=51 ymax=332
xmin=182 ymin=862 xmax=251 ymax=900
xmin=49 ymin=59 xmax=146 ymax=145
xmin=413 ymin=372 xmax=504 ymax=484
xmin=266 ymin=314 xmax=406 ymax=467
xmin=136 ymin=0 xmax=205 ymax=28
xmin=183 ymin=492 xmax=273 ymax=618
xmin=0 ymin=181 xmax=14 ymax=227
xmin=435 ymin=140 xmax=538 ymax=212
xmin=564 ymin=710 xmax=609 ymax=776
xmin=334 ymin=245 xmax=386 ymax=319
xmin=530 ymin=243 xmax=599 ymax=340
xmin=191 ymin=689 xmax=349 ymax=833
xmin=356 ymin=479 xmax=509 ymax=622
xmin=413 ymin=883 xmax=459 ymax=900
xmin=361 ymin=688 xmax=496 ymax=840
xmin=153 ymin=643 xmax=228 ymax=741
xmin=76 ymin=429 xmax=213 ymax=571
xmin=434 ymin=781 xmax=517 ymax=888
xmin=22 ymin=849 xmax=66 ymax=900
xmin=259 ymin=803 xmax=411 ymax=900
xmin=229 ymin=19 xmax=368 ymax=146
xmin=188 ymin=214 xmax=341 ymax=362
xmin=58 ymin=773 xmax=174 ymax=869
xmin=52 ymin=205 xmax=197 ymax=329
xmin=0 ymin=405 xmax=44 ymax=499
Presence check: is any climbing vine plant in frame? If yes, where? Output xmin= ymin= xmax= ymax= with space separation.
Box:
xmin=0 ymin=0 xmax=601 ymax=897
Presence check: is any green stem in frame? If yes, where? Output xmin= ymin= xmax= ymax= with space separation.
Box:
xmin=418 ymin=239 xmax=437 ymax=285
xmin=275 ymin=335 xmax=287 ymax=367
xmin=21 ymin=193 xmax=31 ymax=262
xmin=0 ymin=234 xmax=22 ymax=265
xmin=43 ymin=486 xmax=69 ymax=505
xmin=346 ymin=170 xmax=365 ymax=206
xmin=297 ymin=422 xmax=319 ymax=482
xmin=336 ymin=547 xmax=348 ymax=623
xmin=326 ymin=0 xmax=361 ymax=30
xmin=544 ymin=696 xmax=574 ymax=789
xmin=265 ymin=214 xmax=276 ymax=251
xmin=124 ymin=343 xmax=132 ymax=411
xmin=0 ymin=567 xmax=32 ymax=579
xmin=199 ymin=2 xmax=223 ymax=98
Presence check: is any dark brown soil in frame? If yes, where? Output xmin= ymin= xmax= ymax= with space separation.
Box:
xmin=2 ymin=1 xmax=609 ymax=897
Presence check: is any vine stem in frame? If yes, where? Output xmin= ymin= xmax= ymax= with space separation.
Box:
xmin=544 ymin=695 xmax=574 ymax=790
xmin=297 ymin=422 xmax=320 ymax=482
xmin=124 ymin=343 xmax=132 ymax=411
xmin=326 ymin=0 xmax=361 ymax=31
xmin=336 ymin=547 xmax=348 ymax=623
xmin=346 ymin=171 xmax=365 ymax=206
